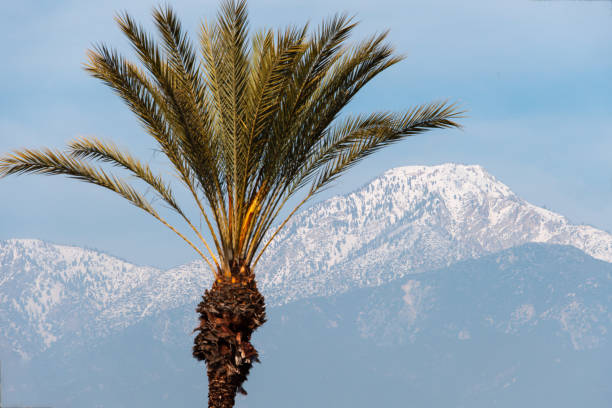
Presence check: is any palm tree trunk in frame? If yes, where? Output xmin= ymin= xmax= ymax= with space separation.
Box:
xmin=208 ymin=373 xmax=238 ymax=408
xmin=193 ymin=266 xmax=266 ymax=408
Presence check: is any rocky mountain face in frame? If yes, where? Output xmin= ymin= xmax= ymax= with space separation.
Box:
xmin=2 ymin=164 xmax=611 ymax=359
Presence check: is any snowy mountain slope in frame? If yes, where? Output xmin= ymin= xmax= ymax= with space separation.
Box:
xmin=2 ymin=163 xmax=612 ymax=357
xmin=257 ymin=164 xmax=612 ymax=302
xmin=0 ymin=239 xmax=212 ymax=357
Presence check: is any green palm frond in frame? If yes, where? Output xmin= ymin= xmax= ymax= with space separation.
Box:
xmin=114 ymin=11 xmax=225 ymax=210
xmin=0 ymin=147 xmax=216 ymax=269
xmin=68 ymin=136 xmax=221 ymax=267
xmin=309 ymin=101 xmax=464 ymax=194
xmin=69 ymin=136 xmax=181 ymax=212
xmin=243 ymin=26 xmax=306 ymax=186
xmin=0 ymin=148 xmax=154 ymax=211
xmin=200 ymin=0 xmax=253 ymax=257
xmin=254 ymin=14 xmax=356 ymax=189
xmin=153 ymin=5 xmax=201 ymax=91
xmin=240 ymin=30 xmax=403 ymax=262
xmin=279 ymin=31 xmax=402 ymax=190
xmin=85 ymin=45 xmax=175 ymax=158
xmin=151 ymin=5 xmax=222 ymax=198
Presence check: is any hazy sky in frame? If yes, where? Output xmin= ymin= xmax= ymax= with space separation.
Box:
xmin=1 ymin=0 xmax=611 ymax=268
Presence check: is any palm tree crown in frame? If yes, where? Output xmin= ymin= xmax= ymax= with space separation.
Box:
xmin=0 ymin=0 xmax=462 ymax=279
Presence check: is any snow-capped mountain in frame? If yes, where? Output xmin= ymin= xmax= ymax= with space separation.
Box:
xmin=258 ymin=163 xmax=612 ymax=301
xmin=2 ymin=163 xmax=612 ymax=357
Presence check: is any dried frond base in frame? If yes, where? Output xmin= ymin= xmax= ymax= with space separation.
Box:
xmin=193 ymin=272 xmax=266 ymax=407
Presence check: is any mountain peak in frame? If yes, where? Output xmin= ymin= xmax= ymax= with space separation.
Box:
xmin=379 ymin=163 xmax=517 ymax=201
xmin=258 ymin=163 xmax=612 ymax=301
xmin=364 ymin=163 xmax=519 ymax=218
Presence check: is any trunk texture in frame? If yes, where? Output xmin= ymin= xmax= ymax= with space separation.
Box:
xmin=193 ymin=266 xmax=266 ymax=408
xmin=208 ymin=373 xmax=238 ymax=408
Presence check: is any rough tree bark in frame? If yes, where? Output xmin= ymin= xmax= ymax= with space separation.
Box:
xmin=193 ymin=264 xmax=266 ymax=408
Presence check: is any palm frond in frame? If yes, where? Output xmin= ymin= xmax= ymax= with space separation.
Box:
xmin=152 ymin=5 xmax=221 ymax=191
xmin=287 ymin=13 xmax=357 ymax=114
xmin=280 ymin=31 xmax=402 ymax=187
xmin=243 ymin=30 xmax=404 ymax=260
xmin=243 ymin=26 xmax=306 ymax=182
xmin=254 ymin=14 xmax=356 ymax=191
xmin=238 ymin=27 xmax=307 ymax=235
xmin=69 ymin=136 xmax=181 ymax=212
xmin=0 ymin=147 xmax=217 ymax=271
xmin=310 ymin=102 xmax=464 ymax=194
xmin=67 ymin=136 xmax=222 ymax=268
xmin=0 ymin=147 xmax=150 ymax=209
xmin=219 ymin=0 xmax=251 ymax=254
xmin=85 ymin=45 xmax=176 ymax=161
xmin=115 ymin=11 xmax=225 ymax=211
xmin=153 ymin=5 xmax=201 ymax=91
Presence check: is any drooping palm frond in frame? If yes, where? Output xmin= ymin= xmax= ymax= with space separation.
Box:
xmin=68 ymin=136 xmax=220 ymax=268
xmin=0 ymin=0 xmax=464 ymax=278
xmin=0 ymin=148 xmax=214 ymax=271
xmin=69 ymin=136 xmax=180 ymax=212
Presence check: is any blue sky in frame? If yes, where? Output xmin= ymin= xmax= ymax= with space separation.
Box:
xmin=1 ymin=0 xmax=611 ymax=268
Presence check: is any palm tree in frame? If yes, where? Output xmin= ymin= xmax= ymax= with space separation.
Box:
xmin=0 ymin=1 xmax=462 ymax=407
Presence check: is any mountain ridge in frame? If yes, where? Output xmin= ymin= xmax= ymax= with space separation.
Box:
xmin=2 ymin=242 xmax=611 ymax=408
xmin=2 ymin=163 xmax=612 ymax=357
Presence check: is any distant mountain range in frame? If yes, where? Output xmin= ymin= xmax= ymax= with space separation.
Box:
xmin=2 ymin=243 xmax=611 ymax=408
xmin=1 ymin=164 xmax=611 ymax=407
